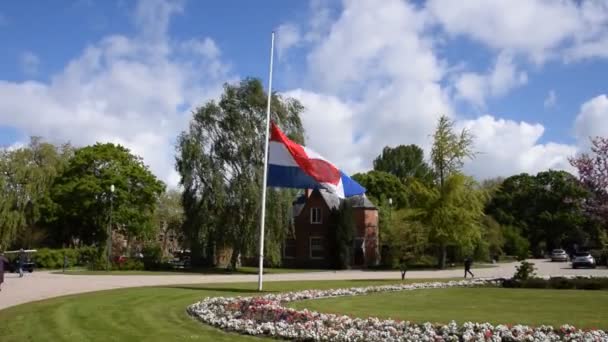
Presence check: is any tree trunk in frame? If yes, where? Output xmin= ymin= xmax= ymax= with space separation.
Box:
xmin=229 ymin=246 xmax=240 ymax=271
xmin=438 ymin=243 xmax=447 ymax=269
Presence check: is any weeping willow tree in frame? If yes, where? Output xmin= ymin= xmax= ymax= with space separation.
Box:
xmin=176 ymin=78 xmax=305 ymax=269
xmin=0 ymin=138 xmax=73 ymax=249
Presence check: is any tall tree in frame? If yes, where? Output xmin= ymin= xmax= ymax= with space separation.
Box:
xmin=427 ymin=115 xmax=476 ymax=268
xmin=409 ymin=173 xmax=487 ymax=268
xmin=0 ymin=137 xmax=73 ymax=248
xmin=569 ymin=137 xmax=608 ymax=229
xmin=51 ymin=143 xmax=164 ymax=248
xmin=373 ymin=145 xmax=434 ymax=184
xmin=352 ymin=170 xmax=409 ymax=208
xmin=155 ymin=189 xmax=184 ymax=256
xmin=176 ymin=78 xmax=305 ymax=269
xmin=431 ymin=116 xmax=475 ymax=188
xmin=487 ymin=170 xmax=592 ymax=256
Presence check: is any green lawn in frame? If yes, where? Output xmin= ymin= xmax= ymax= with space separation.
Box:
xmin=289 ymin=287 xmax=608 ymax=329
xmin=0 ymin=279 xmax=436 ymax=342
xmin=53 ymin=266 xmax=328 ymax=276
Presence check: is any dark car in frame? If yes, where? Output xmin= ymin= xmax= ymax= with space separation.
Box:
xmin=572 ymin=252 xmax=596 ymax=269
xmin=6 ymin=258 xmax=35 ymax=273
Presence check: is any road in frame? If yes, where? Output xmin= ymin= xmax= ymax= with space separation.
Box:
xmin=1 ymin=259 xmax=606 ymax=311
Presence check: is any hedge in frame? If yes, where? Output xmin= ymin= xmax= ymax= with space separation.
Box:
xmin=503 ymin=276 xmax=608 ymax=290
xmin=31 ymin=247 xmax=100 ymax=269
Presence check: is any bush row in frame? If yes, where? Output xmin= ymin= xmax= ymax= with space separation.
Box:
xmin=503 ymin=277 xmax=608 ymax=290
xmin=29 ymin=247 xmax=99 ymax=269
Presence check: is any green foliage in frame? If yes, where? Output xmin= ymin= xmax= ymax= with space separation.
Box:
xmin=384 ymin=209 xmax=429 ymax=267
xmin=142 ymin=242 xmax=163 ymax=270
xmin=408 ymin=173 xmax=487 ymax=268
xmin=487 ymin=170 xmax=591 ymax=255
xmin=513 ymin=260 xmax=537 ymax=281
xmin=0 ymin=137 xmax=73 ymax=249
xmin=352 ymin=171 xmax=409 ymax=208
xmin=114 ymin=258 xmax=145 ymax=271
xmin=176 ymin=78 xmax=305 ymax=268
xmin=502 ymin=226 xmax=530 ymax=260
xmin=372 ymin=145 xmax=434 ymax=185
xmin=51 ymin=143 xmax=165 ymax=246
xmin=503 ymin=276 xmax=608 ymax=291
xmin=32 ymin=247 xmax=100 ymax=269
xmin=332 ymin=202 xmax=355 ymax=269
xmin=430 ymin=115 xmax=475 ymax=188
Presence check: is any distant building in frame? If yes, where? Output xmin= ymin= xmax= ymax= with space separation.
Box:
xmin=282 ymin=188 xmax=379 ymax=269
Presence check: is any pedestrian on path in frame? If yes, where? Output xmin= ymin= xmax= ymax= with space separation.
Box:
xmin=464 ymin=257 xmax=474 ymax=278
xmin=18 ymin=249 xmax=25 ymax=278
xmin=0 ymin=252 xmax=8 ymax=291
xmin=399 ymin=256 xmax=408 ymax=280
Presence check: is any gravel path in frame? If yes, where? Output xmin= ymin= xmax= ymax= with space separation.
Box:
xmin=1 ymin=259 xmax=606 ymax=311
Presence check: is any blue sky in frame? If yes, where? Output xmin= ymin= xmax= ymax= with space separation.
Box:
xmin=1 ymin=0 xmax=607 ymax=186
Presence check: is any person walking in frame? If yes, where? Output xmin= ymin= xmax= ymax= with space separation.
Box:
xmin=0 ymin=252 xmax=7 ymax=291
xmin=399 ymin=256 xmax=408 ymax=280
xmin=18 ymin=248 xmax=25 ymax=278
xmin=464 ymin=257 xmax=474 ymax=278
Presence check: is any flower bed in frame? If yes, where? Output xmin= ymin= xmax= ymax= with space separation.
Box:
xmin=187 ymin=278 xmax=608 ymax=341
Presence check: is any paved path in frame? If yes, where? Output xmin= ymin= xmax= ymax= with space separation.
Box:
xmin=1 ymin=259 xmax=606 ymax=311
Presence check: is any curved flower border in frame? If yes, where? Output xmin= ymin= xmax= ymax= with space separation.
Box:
xmin=187 ymin=278 xmax=608 ymax=341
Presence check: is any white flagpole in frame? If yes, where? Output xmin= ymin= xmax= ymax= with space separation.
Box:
xmin=258 ymin=31 xmax=275 ymax=291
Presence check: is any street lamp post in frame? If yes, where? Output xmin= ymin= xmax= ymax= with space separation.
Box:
xmin=107 ymin=184 xmax=115 ymax=271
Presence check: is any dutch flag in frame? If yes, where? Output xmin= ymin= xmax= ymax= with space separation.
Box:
xmin=267 ymin=122 xmax=366 ymax=198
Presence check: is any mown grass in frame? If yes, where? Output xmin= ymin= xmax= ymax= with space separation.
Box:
xmin=53 ymin=266 xmax=329 ymax=276
xmin=289 ymin=287 xmax=608 ymax=329
xmin=0 ymin=278 xmax=436 ymax=342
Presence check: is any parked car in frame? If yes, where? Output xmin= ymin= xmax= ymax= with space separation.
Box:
xmin=550 ymin=249 xmax=568 ymax=262
xmin=3 ymin=249 xmax=36 ymax=273
xmin=572 ymin=252 xmax=596 ymax=269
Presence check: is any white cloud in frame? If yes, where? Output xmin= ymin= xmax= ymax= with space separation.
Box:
xmin=428 ymin=0 xmax=608 ymax=63
xmin=20 ymin=52 xmax=40 ymax=76
xmin=574 ymin=94 xmax=608 ymax=144
xmin=277 ymin=0 xmax=580 ymax=180
xmin=544 ymin=90 xmax=557 ymax=108
xmin=276 ymin=24 xmax=301 ymax=60
xmin=454 ymin=52 xmax=528 ymax=107
xmin=0 ymin=0 xmax=232 ymax=187
xmin=460 ymin=116 xmax=577 ymax=178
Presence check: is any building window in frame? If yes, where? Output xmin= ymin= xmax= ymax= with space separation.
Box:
xmin=309 ymin=237 xmax=324 ymax=259
xmin=283 ymin=239 xmax=296 ymax=259
xmin=310 ymin=207 xmax=322 ymax=224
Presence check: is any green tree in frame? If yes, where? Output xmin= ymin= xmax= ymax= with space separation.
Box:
xmin=331 ymin=201 xmax=355 ymax=269
xmin=427 ymin=115 xmax=476 ymax=268
xmin=373 ymin=145 xmax=434 ymax=184
xmin=430 ymin=116 xmax=475 ymax=188
xmin=155 ymin=189 xmax=184 ymax=256
xmin=352 ymin=170 xmax=409 ymax=208
xmin=0 ymin=137 xmax=73 ymax=248
xmin=176 ymin=78 xmax=305 ymax=269
xmin=487 ymin=170 xmax=592 ymax=256
xmin=409 ymin=173 xmax=487 ymax=268
xmin=51 ymin=143 xmax=164 ymax=248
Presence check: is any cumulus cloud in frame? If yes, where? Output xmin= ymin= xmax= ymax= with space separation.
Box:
xmin=276 ymin=24 xmax=301 ymax=60
xmin=460 ymin=116 xmax=577 ymax=178
xmin=279 ymin=0 xmax=583 ymax=180
xmin=454 ymin=52 xmax=528 ymax=107
xmin=574 ymin=94 xmax=608 ymax=145
xmin=20 ymin=51 xmax=40 ymax=76
xmin=0 ymin=0 xmax=232 ymax=187
xmin=428 ymin=0 xmax=608 ymax=63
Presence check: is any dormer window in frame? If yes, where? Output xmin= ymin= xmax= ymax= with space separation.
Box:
xmin=310 ymin=207 xmax=322 ymax=224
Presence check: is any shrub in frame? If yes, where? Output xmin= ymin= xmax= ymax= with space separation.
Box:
xmin=32 ymin=247 xmax=101 ymax=269
xmin=502 ymin=277 xmax=608 ymax=290
xmin=114 ymin=258 xmax=144 ymax=271
xmin=513 ymin=260 xmax=537 ymax=281
xmin=503 ymin=226 xmax=529 ymax=260
xmin=142 ymin=242 xmax=163 ymax=270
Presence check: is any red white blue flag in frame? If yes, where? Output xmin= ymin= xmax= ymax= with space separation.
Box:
xmin=267 ymin=122 xmax=366 ymax=198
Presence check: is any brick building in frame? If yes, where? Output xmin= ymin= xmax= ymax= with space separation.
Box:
xmin=282 ymin=188 xmax=379 ymax=269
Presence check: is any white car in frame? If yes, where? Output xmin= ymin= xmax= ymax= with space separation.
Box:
xmin=550 ymin=249 xmax=568 ymax=262
xmin=572 ymin=252 xmax=596 ymax=269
